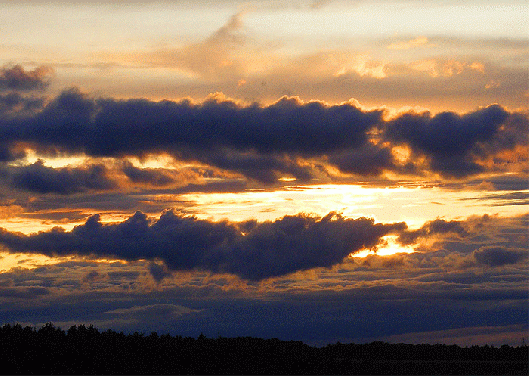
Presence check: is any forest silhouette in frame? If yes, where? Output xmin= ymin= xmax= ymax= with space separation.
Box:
xmin=0 ymin=323 xmax=527 ymax=375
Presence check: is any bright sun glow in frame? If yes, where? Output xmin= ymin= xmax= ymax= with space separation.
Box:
xmin=351 ymin=235 xmax=415 ymax=258
xmin=0 ymin=251 xmax=74 ymax=272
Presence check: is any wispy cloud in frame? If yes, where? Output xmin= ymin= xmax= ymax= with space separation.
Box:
xmin=387 ymin=36 xmax=431 ymax=50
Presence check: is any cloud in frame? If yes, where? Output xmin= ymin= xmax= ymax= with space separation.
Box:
xmin=472 ymin=246 xmax=528 ymax=267
xmin=0 ymin=213 xmax=526 ymax=345
xmin=0 ymin=210 xmax=405 ymax=280
xmin=0 ymin=88 xmax=526 ymax=182
xmin=328 ymin=142 xmax=396 ymax=176
xmin=130 ymin=11 xmax=257 ymax=81
xmin=105 ymin=303 xmax=200 ymax=320
xmin=8 ymin=160 xmax=117 ymax=194
xmin=0 ymin=65 xmax=53 ymax=92
xmin=121 ymin=161 xmax=174 ymax=186
xmin=380 ymin=324 xmax=529 ymax=346
xmin=0 ymin=286 xmax=49 ymax=299
xmin=0 ymin=89 xmax=382 ymax=182
xmin=385 ymin=105 xmax=515 ymax=177
xmin=148 ymin=262 xmax=172 ymax=283
xmin=0 ymin=92 xmax=45 ymax=115
xmin=398 ymin=218 xmax=468 ymax=245
xmin=387 ymin=36 xmax=431 ymax=50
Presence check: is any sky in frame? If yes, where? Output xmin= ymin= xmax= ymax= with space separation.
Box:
xmin=0 ymin=0 xmax=527 ymax=347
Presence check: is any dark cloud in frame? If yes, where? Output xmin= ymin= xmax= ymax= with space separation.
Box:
xmin=0 ymin=92 xmax=45 ymax=162
xmin=9 ymin=160 xmax=117 ymax=194
xmin=473 ymin=246 xmax=528 ymax=267
xmin=0 ymin=211 xmax=405 ymax=281
xmin=0 ymin=143 xmax=25 ymax=163
xmin=148 ymin=262 xmax=172 ymax=283
xmin=82 ymin=270 xmax=102 ymax=284
xmin=0 ymin=92 xmax=45 ymax=115
xmin=398 ymin=218 xmax=468 ymax=245
xmin=474 ymin=112 xmax=529 ymax=155
xmin=199 ymin=150 xmax=315 ymax=183
xmin=0 ymin=89 xmax=526 ymax=182
xmin=0 ymin=214 xmax=526 ymax=347
xmin=487 ymin=175 xmax=529 ymax=191
xmin=0 ymin=65 xmax=52 ymax=92
xmin=121 ymin=161 xmax=174 ymax=186
xmin=210 ymin=212 xmax=406 ymax=280
xmin=328 ymin=142 xmax=396 ymax=176
xmin=463 ymin=191 xmax=529 ymax=206
xmin=443 ymin=174 xmax=529 ymax=191
xmin=0 ymin=286 xmax=49 ymax=299
xmin=0 ymin=89 xmax=382 ymax=182
xmin=385 ymin=105 xmax=512 ymax=177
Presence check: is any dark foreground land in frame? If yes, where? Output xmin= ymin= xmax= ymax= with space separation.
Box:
xmin=0 ymin=323 xmax=527 ymax=375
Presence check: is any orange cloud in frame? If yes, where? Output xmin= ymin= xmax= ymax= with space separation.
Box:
xmin=387 ymin=36 xmax=431 ymax=50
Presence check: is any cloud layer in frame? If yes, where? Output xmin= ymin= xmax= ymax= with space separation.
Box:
xmin=0 ymin=211 xmax=405 ymax=280
xmin=0 ymin=89 xmax=526 ymax=184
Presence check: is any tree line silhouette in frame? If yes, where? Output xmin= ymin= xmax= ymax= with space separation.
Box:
xmin=0 ymin=323 xmax=527 ymax=374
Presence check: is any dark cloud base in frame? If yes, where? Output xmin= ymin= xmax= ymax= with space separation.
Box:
xmin=0 ymin=211 xmax=405 ymax=281
xmin=0 ymin=65 xmax=52 ymax=92
xmin=8 ymin=160 xmax=116 ymax=194
xmin=0 ymin=88 xmax=526 ymax=182
xmin=0 ymin=213 xmax=526 ymax=347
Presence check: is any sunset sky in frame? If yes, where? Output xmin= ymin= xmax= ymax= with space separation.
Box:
xmin=0 ymin=0 xmax=527 ymax=346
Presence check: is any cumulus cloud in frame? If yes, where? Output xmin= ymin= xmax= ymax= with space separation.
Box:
xmin=8 ymin=160 xmax=117 ymax=194
xmin=0 ymin=89 xmax=382 ymax=182
xmin=0 ymin=65 xmax=53 ymax=92
xmin=0 ymin=211 xmax=405 ymax=280
xmin=472 ymin=246 xmax=528 ymax=267
xmin=385 ymin=105 xmax=519 ymax=177
xmin=0 ymin=92 xmax=45 ymax=115
xmin=148 ymin=262 xmax=172 ymax=282
xmin=0 ymin=88 xmax=526 ymax=183
xmin=328 ymin=142 xmax=396 ymax=176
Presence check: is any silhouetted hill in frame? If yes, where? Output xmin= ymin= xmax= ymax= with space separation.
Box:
xmin=0 ymin=323 xmax=527 ymax=374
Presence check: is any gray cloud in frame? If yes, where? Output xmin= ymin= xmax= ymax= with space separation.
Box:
xmin=0 ymin=65 xmax=53 ymax=92
xmin=398 ymin=218 xmax=468 ymax=245
xmin=0 ymin=210 xmax=405 ymax=280
xmin=9 ymin=160 xmax=117 ymax=194
xmin=121 ymin=161 xmax=174 ymax=186
xmin=0 ymin=213 xmax=526 ymax=345
xmin=385 ymin=105 xmax=517 ymax=177
xmin=0 ymin=88 xmax=526 ymax=184
xmin=473 ymin=246 xmax=528 ymax=267
xmin=0 ymin=89 xmax=382 ymax=182
xmin=328 ymin=143 xmax=396 ymax=176
xmin=0 ymin=286 xmax=50 ymax=299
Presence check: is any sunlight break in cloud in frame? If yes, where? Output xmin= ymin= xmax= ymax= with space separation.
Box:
xmin=0 ymin=1 xmax=527 ymax=348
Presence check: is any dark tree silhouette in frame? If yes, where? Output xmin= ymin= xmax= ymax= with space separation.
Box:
xmin=0 ymin=323 xmax=527 ymax=375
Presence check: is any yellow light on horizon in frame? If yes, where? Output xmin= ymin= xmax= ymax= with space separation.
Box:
xmin=0 ymin=251 xmax=74 ymax=272
xmin=351 ymin=235 xmax=415 ymax=258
